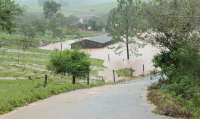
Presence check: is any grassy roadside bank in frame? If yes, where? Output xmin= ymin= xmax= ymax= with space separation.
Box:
xmin=0 ymin=79 xmax=105 ymax=115
xmin=0 ymin=46 xmax=105 ymax=115
xmin=148 ymin=82 xmax=200 ymax=119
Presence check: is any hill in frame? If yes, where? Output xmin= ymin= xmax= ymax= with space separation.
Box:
xmin=16 ymin=0 xmax=116 ymax=16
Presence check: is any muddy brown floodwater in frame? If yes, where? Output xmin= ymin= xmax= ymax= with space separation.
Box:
xmin=40 ymin=38 xmax=160 ymax=81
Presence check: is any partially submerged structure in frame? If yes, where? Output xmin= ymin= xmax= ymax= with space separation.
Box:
xmin=71 ymin=34 xmax=113 ymax=49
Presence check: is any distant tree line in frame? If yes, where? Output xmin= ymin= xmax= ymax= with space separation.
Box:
xmin=0 ymin=0 xmax=106 ymax=45
xmin=0 ymin=0 xmax=22 ymax=33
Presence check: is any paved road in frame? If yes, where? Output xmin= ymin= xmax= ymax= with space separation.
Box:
xmin=0 ymin=77 xmax=172 ymax=119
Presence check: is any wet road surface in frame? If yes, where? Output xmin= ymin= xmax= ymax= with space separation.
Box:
xmin=0 ymin=77 xmax=172 ymax=119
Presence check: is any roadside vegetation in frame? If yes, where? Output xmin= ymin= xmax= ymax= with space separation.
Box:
xmin=48 ymin=50 xmax=91 ymax=84
xmin=0 ymin=47 xmax=105 ymax=114
xmin=0 ymin=79 xmax=104 ymax=114
xmin=143 ymin=1 xmax=200 ymax=119
xmin=0 ymin=0 xmax=108 ymax=115
xmin=1 ymin=0 xmax=200 ymax=118
xmin=109 ymin=0 xmax=200 ymax=118
xmin=116 ymin=68 xmax=135 ymax=78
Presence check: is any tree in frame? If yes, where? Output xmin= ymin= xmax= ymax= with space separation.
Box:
xmin=42 ymin=1 xmax=66 ymax=39
xmin=32 ymin=18 xmax=47 ymax=35
xmin=38 ymin=0 xmax=47 ymax=6
xmin=43 ymin=0 xmax=61 ymax=19
xmin=48 ymin=16 xmax=65 ymax=38
xmin=143 ymin=0 xmax=200 ymax=50
xmin=65 ymin=15 xmax=79 ymax=26
xmin=142 ymin=0 xmax=200 ymax=79
xmin=0 ymin=0 xmax=22 ymax=33
xmin=48 ymin=50 xmax=91 ymax=84
xmin=17 ymin=21 xmax=38 ymax=51
xmin=107 ymin=0 xmax=143 ymax=60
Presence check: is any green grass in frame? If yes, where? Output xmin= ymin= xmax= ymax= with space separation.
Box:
xmin=0 ymin=30 xmax=105 ymax=114
xmin=0 ymin=46 xmax=105 ymax=114
xmin=90 ymin=58 xmax=105 ymax=75
xmin=0 ymin=48 xmax=105 ymax=80
xmin=0 ymin=48 xmax=50 ymax=80
xmin=0 ymin=31 xmax=99 ymax=49
xmin=148 ymin=88 xmax=191 ymax=118
xmin=148 ymin=82 xmax=200 ymax=119
xmin=0 ymin=79 xmax=104 ymax=114
xmin=116 ymin=68 xmax=135 ymax=78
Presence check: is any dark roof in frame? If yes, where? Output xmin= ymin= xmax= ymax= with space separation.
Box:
xmin=84 ymin=34 xmax=112 ymax=44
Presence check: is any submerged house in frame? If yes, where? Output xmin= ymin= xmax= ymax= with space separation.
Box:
xmin=71 ymin=34 xmax=113 ymax=49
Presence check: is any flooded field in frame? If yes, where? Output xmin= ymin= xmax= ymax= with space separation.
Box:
xmin=40 ymin=39 xmax=160 ymax=81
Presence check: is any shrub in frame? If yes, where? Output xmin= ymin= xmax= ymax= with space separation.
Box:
xmin=48 ymin=50 xmax=91 ymax=84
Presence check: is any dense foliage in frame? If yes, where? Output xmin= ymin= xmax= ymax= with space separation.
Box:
xmin=107 ymin=0 xmax=146 ymax=59
xmin=108 ymin=0 xmax=200 ymax=118
xmin=0 ymin=0 xmax=22 ymax=33
xmin=48 ymin=50 xmax=91 ymax=84
xmin=142 ymin=0 xmax=200 ymax=118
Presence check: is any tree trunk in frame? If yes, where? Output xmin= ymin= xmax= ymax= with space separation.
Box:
xmin=72 ymin=75 xmax=76 ymax=84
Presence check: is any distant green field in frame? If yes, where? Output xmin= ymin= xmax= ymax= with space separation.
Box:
xmin=0 ymin=34 xmax=105 ymax=114
xmin=0 ymin=48 xmax=49 ymax=80
xmin=0 ymin=47 xmax=104 ymax=80
xmin=0 ymin=31 xmax=99 ymax=49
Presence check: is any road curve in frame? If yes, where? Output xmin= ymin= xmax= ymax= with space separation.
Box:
xmin=0 ymin=77 xmax=172 ymax=119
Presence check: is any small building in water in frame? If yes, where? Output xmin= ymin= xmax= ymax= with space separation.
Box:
xmin=71 ymin=34 xmax=113 ymax=49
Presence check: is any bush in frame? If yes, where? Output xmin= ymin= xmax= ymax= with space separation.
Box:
xmin=148 ymin=89 xmax=192 ymax=118
xmin=48 ymin=50 xmax=91 ymax=84
xmin=116 ymin=68 xmax=135 ymax=77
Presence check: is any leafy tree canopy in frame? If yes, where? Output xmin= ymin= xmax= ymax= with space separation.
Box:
xmin=43 ymin=0 xmax=61 ymax=19
xmin=0 ymin=0 xmax=22 ymax=33
xmin=48 ymin=50 xmax=91 ymax=84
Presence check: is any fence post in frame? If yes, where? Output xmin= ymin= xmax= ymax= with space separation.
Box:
xmin=113 ymin=70 xmax=116 ymax=83
xmin=143 ymin=64 xmax=145 ymax=76
xmin=87 ymin=72 xmax=90 ymax=85
xmin=150 ymin=75 xmax=153 ymax=80
xmin=108 ymin=54 xmax=110 ymax=62
xmin=44 ymin=74 xmax=48 ymax=88
xmin=102 ymin=76 xmax=104 ymax=82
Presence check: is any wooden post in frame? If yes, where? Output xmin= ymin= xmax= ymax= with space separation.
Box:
xmin=44 ymin=74 xmax=48 ymax=88
xmin=60 ymin=43 xmax=63 ymax=51
xmin=113 ymin=70 xmax=116 ymax=83
xmin=150 ymin=75 xmax=153 ymax=80
xmin=143 ymin=64 xmax=145 ymax=76
xmin=87 ymin=72 xmax=90 ymax=85
xmin=102 ymin=76 xmax=104 ymax=82
xmin=72 ymin=75 xmax=76 ymax=84
xmin=108 ymin=54 xmax=110 ymax=62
